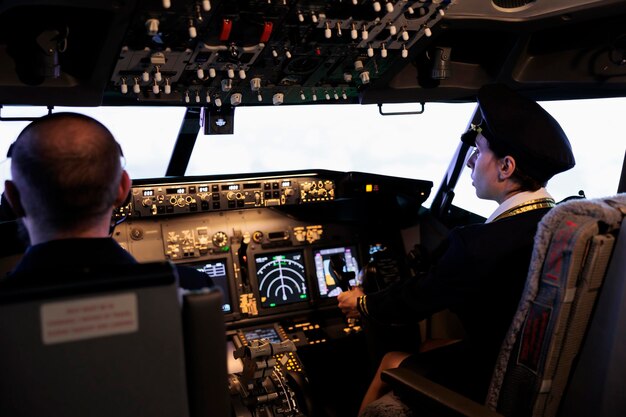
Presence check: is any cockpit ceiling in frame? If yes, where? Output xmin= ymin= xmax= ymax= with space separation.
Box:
xmin=1 ymin=0 xmax=626 ymax=108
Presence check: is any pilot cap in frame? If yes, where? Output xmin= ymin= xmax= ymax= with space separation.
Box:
xmin=461 ymin=83 xmax=575 ymax=183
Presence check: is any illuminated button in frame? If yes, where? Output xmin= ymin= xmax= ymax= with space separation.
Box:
xmin=251 ymin=231 xmax=264 ymax=243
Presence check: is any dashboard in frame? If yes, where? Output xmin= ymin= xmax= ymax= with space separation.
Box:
xmin=0 ymin=168 xmax=432 ymax=415
xmin=110 ymin=168 xmax=432 ymax=415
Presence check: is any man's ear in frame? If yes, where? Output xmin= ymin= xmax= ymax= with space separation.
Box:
xmin=498 ymin=156 xmax=516 ymax=181
xmin=114 ymin=170 xmax=132 ymax=208
xmin=2 ymin=180 xmax=26 ymax=218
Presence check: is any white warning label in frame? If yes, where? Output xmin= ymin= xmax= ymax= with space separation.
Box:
xmin=41 ymin=293 xmax=138 ymax=345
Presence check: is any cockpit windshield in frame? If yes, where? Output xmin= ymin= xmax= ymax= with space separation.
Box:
xmin=1 ymin=99 xmax=624 ymax=218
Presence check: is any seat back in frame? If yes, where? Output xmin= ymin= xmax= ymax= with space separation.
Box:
xmin=183 ymin=288 xmax=230 ymax=417
xmin=558 ymin=218 xmax=626 ymax=417
xmin=487 ymin=195 xmax=626 ymax=417
xmin=0 ymin=261 xmax=190 ymax=417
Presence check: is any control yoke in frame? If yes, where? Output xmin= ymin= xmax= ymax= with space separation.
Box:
xmin=329 ymin=254 xmax=355 ymax=291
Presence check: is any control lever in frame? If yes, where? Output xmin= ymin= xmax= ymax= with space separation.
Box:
xmin=238 ymin=239 xmax=250 ymax=291
xmin=229 ymin=338 xmax=306 ymax=416
xmin=233 ymin=339 xmax=297 ymax=382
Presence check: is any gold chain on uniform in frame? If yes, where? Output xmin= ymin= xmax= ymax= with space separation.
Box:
xmin=492 ymin=197 xmax=556 ymax=222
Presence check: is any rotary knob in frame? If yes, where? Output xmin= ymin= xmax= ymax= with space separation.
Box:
xmin=252 ymin=230 xmax=264 ymax=243
xmin=130 ymin=227 xmax=144 ymax=241
xmin=212 ymin=231 xmax=228 ymax=247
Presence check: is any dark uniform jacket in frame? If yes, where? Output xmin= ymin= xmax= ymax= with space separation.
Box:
xmin=1 ymin=238 xmax=212 ymax=290
xmin=366 ymin=207 xmax=551 ymax=402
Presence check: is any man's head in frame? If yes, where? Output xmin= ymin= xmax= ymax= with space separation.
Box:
xmin=463 ymin=84 xmax=575 ymax=200
xmin=4 ymin=112 xmax=130 ymax=241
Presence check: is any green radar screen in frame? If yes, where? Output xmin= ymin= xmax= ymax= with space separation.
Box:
xmin=255 ymin=251 xmax=308 ymax=308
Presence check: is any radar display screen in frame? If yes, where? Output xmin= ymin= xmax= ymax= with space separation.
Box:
xmin=314 ymin=246 xmax=359 ymax=298
xmin=254 ymin=251 xmax=308 ymax=308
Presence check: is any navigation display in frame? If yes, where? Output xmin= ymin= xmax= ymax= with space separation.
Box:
xmin=314 ymin=246 xmax=359 ymax=298
xmin=188 ymin=259 xmax=232 ymax=313
xmin=242 ymin=327 xmax=282 ymax=344
xmin=254 ymin=251 xmax=308 ymax=308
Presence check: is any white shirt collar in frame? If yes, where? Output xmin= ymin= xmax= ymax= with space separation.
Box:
xmin=485 ymin=188 xmax=554 ymax=223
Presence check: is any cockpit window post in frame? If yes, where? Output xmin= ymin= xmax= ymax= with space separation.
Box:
xmin=166 ymin=107 xmax=202 ymax=177
xmin=430 ymin=104 xmax=481 ymax=220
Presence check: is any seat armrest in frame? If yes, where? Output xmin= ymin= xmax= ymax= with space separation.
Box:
xmin=381 ymin=368 xmax=503 ymax=417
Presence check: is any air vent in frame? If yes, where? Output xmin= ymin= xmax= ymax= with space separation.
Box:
xmin=493 ymin=0 xmax=535 ymax=9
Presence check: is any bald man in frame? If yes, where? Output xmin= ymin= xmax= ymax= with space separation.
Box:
xmin=2 ymin=112 xmax=212 ymax=290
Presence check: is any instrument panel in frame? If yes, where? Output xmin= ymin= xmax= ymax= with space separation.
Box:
xmin=114 ymin=196 xmax=365 ymax=321
xmin=113 ymin=169 xmax=432 ymax=327
xmin=105 ymin=0 xmax=455 ymax=107
xmin=114 ymin=171 xmax=336 ymax=224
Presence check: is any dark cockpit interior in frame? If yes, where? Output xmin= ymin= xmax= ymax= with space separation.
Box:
xmin=1 ymin=1 xmax=626 ymax=417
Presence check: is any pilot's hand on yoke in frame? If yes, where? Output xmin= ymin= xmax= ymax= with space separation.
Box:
xmin=337 ymin=287 xmax=364 ymax=319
